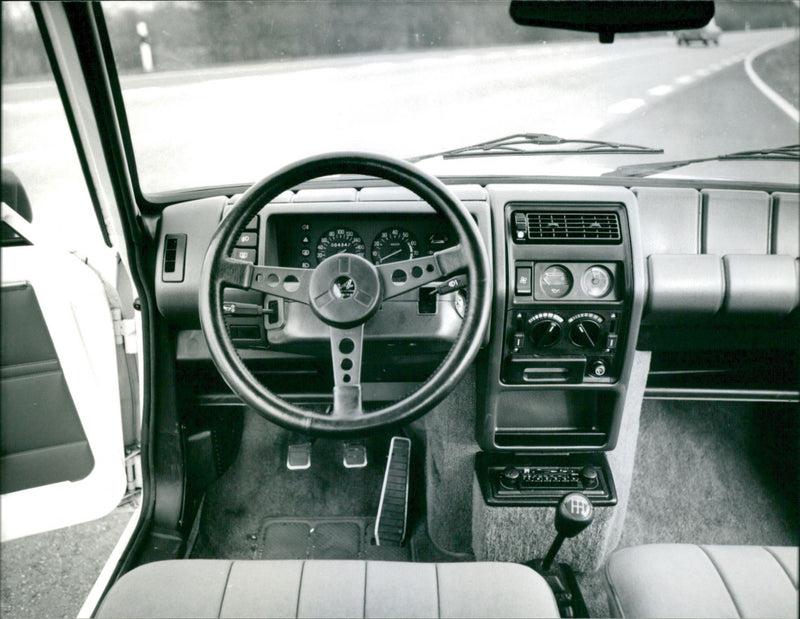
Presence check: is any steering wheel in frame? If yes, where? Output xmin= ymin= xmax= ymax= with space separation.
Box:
xmin=199 ymin=153 xmax=490 ymax=436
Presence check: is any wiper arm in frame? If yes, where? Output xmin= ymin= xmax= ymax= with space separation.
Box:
xmin=604 ymin=144 xmax=800 ymax=178
xmin=408 ymin=133 xmax=663 ymax=163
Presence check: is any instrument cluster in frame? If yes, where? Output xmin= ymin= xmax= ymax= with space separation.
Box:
xmin=272 ymin=214 xmax=456 ymax=269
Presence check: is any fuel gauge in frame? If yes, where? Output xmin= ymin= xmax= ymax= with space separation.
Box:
xmin=426 ymin=231 xmax=450 ymax=254
xmin=581 ymin=265 xmax=613 ymax=298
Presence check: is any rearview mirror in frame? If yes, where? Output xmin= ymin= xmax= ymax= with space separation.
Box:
xmin=509 ymin=0 xmax=715 ymax=43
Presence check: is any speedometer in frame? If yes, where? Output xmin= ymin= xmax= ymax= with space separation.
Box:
xmin=371 ymin=228 xmax=419 ymax=264
xmin=315 ymin=228 xmax=366 ymax=263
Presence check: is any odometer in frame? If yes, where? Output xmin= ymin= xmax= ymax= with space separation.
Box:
xmin=371 ymin=228 xmax=419 ymax=264
xmin=315 ymin=228 xmax=366 ymax=263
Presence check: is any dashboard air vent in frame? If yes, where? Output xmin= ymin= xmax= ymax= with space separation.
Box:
xmin=162 ymin=233 xmax=187 ymax=282
xmin=515 ymin=211 xmax=621 ymax=244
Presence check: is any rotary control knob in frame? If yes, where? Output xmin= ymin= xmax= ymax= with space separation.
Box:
xmin=580 ymin=466 xmax=599 ymax=489
xmin=528 ymin=319 xmax=562 ymax=348
xmin=569 ymin=319 xmax=601 ymax=349
xmin=500 ymin=467 xmax=520 ymax=489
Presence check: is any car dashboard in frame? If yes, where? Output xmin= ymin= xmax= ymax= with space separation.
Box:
xmin=153 ymin=178 xmax=799 ymax=455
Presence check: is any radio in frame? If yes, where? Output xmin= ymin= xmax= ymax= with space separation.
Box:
xmin=476 ymin=452 xmax=617 ymax=506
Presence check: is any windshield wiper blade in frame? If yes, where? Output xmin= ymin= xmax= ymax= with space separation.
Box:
xmin=408 ymin=133 xmax=663 ymax=163
xmin=604 ymin=144 xmax=800 ymax=178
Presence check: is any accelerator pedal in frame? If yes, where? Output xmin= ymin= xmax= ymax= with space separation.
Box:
xmin=375 ymin=436 xmax=411 ymax=546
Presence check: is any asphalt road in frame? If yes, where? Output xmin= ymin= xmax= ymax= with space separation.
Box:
xmin=2 ymin=28 xmax=798 ymax=255
xmin=0 ymin=27 xmax=798 ymax=619
xmin=0 ymin=505 xmax=135 ymax=619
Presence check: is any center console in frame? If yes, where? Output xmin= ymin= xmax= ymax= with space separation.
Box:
xmin=477 ymin=185 xmax=645 ymax=504
xmin=503 ymin=203 xmax=630 ymax=385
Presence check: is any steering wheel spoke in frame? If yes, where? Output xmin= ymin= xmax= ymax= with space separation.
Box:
xmin=330 ymin=325 xmax=364 ymax=418
xmin=247 ymin=264 xmax=312 ymax=304
xmin=377 ymin=244 xmax=467 ymax=300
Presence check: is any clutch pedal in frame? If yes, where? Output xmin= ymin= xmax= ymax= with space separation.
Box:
xmin=375 ymin=436 xmax=411 ymax=546
xmin=286 ymin=441 xmax=312 ymax=470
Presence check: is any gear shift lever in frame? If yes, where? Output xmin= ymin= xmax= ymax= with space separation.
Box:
xmin=541 ymin=492 xmax=594 ymax=572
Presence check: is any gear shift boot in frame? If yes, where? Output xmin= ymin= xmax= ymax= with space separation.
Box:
xmin=528 ymin=492 xmax=595 ymax=618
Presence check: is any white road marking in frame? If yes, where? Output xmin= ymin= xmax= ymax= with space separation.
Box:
xmin=648 ymin=84 xmax=674 ymax=96
xmin=694 ymin=68 xmax=711 ymax=77
xmin=675 ymin=75 xmax=695 ymax=85
xmin=608 ymin=98 xmax=645 ymax=114
xmin=710 ymin=63 xmax=723 ymax=71
xmin=743 ymin=35 xmax=800 ymax=123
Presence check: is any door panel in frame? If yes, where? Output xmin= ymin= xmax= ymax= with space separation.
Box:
xmin=1 ymin=283 xmax=95 ymax=494
xmin=0 ymin=245 xmax=126 ymax=541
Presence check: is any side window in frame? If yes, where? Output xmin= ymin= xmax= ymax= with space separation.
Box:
xmin=2 ymin=2 xmax=107 ymax=260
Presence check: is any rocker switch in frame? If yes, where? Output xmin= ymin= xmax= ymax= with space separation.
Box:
xmin=516 ymin=266 xmax=532 ymax=295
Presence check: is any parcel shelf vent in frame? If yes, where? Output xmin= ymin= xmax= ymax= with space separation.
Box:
xmin=524 ymin=212 xmax=621 ymax=243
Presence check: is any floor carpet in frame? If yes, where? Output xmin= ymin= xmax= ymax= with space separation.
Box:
xmin=257 ymin=517 xmax=409 ymax=561
xmin=192 ymin=410 xmax=391 ymax=559
xmin=578 ymin=399 xmax=799 ymax=617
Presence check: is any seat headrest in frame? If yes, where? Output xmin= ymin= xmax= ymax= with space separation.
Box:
xmin=2 ymin=169 xmax=33 ymax=223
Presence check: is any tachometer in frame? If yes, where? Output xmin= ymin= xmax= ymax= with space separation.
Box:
xmin=315 ymin=228 xmax=366 ymax=263
xmin=370 ymin=227 xmax=419 ymax=264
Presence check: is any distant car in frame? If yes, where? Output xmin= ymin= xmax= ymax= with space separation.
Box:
xmin=676 ymin=21 xmax=721 ymax=45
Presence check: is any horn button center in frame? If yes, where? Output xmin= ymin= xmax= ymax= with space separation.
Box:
xmin=309 ymin=254 xmax=382 ymax=327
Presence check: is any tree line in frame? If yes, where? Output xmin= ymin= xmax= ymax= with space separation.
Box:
xmin=3 ymin=1 xmax=798 ymax=80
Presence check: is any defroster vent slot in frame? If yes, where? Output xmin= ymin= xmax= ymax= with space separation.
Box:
xmin=516 ymin=211 xmax=621 ymax=244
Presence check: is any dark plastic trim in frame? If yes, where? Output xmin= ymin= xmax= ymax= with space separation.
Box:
xmin=91 ymin=4 xmax=154 ymax=215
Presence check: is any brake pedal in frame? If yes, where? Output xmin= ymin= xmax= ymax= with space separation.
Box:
xmin=286 ymin=441 xmax=312 ymax=470
xmin=375 ymin=436 xmax=411 ymax=546
xmin=343 ymin=442 xmax=368 ymax=468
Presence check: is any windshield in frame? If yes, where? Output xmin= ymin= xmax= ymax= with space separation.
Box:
xmin=11 ymin=1 xmax=800 ymax=194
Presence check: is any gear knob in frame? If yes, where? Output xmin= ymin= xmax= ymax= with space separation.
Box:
xmin=555 ymin=492 xmax=594 ymax=538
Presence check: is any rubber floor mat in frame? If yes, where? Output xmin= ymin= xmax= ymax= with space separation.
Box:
xmin=257 ymin=517 xmax=410 ymax=561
